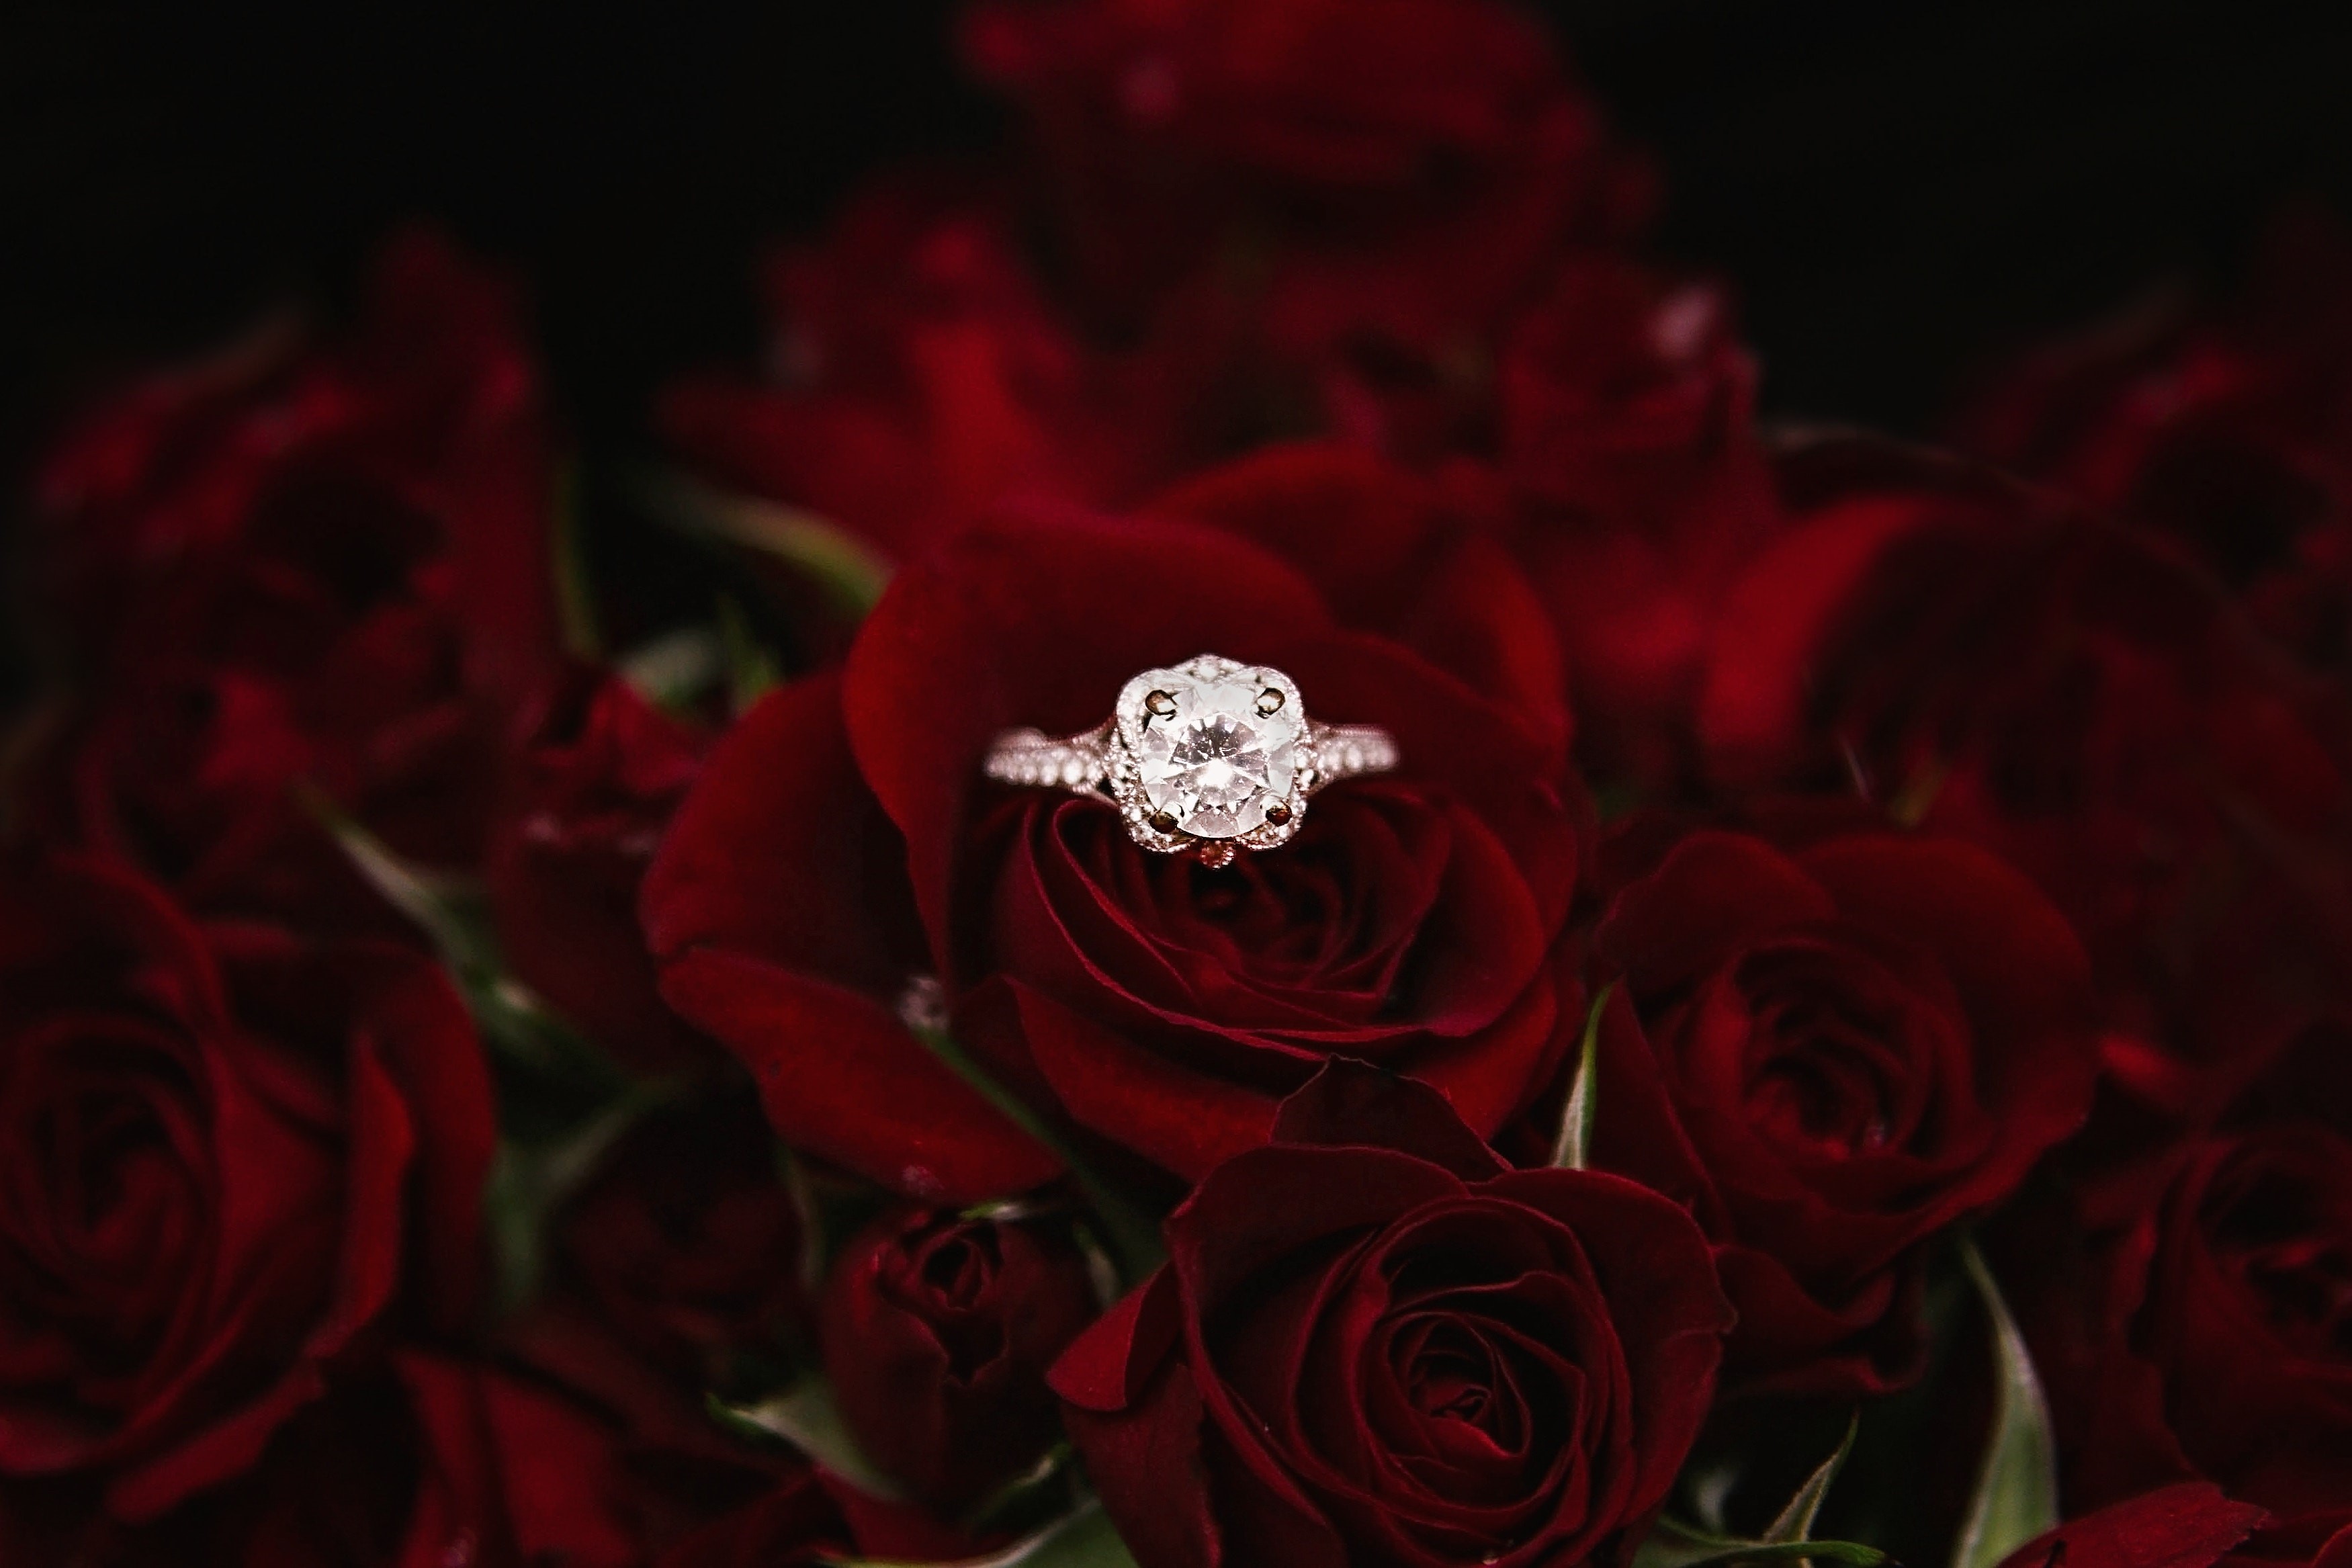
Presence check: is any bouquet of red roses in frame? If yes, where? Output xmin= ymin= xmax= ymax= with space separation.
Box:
xmin=6 ymin=3 xmax=2351 ymax=1566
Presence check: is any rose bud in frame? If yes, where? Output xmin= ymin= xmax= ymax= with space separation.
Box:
xmin=0 ymin=855 xmax=494 ymax=1523
xmin=820 ymin=1206 xmax=1100 ymax=1512
xmin=486 ymin=664 xmax=707 ymax=1072
xmin=1052 ymin=1061 xmax=1732 ymax=1568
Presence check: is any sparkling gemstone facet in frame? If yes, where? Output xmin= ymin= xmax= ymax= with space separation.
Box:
xmin=1133 ymin=674 xmax=1301 ymax=839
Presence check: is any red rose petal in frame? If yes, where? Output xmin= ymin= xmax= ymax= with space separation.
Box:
xmin=660 ymin=950 xmax=1061 ymax=1203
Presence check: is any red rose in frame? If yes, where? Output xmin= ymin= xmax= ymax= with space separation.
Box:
xmin=385 ymin=1354 xmax=658 ymax=1568
xmin=642 ymin=468 xmax=1581 ymax=1199
xmin=2137 ymin=1130 xmax=2352 ymax=1515
xmin=1992 ymin=1484 xmax=2269 ymax=1568
xmin=1694 ymin=438 xmax=2352 ymax=1111
xmin=1145 ymin=446 xmax=1571 ymax=749
xmin=486 ymin=665 xmax=707 ymax=1072
xmin=1048 ymin=1062 xmax=1731 ymax=1568
xmin=494 ymin=1094 xmax=816 ymax=1558
xmin=1588 ymin=828 xmax=2101 ymax=1392
xmin=1 ymin=1376 xmax=421 ymax=1566
xmin=1949 ymin=210 xmax=2352 ymax=675
xmin=1495 ymin=257 xmax=1776 ymax=787
xmin=820 ymin=1205 xmax=1100 ymax=1510
xmin=2011 ymin=1024 xmax=2352 ymax=1524
xmin=2226 ymin=1515 xmax=2352 ymax=1568
xmin=24 ymin=232 xmax=562 ymax=928
xmin=660 ymin=180 xmax=1204 ymax=564
xmin=17 ymin=1349 xmax=786 ymax=1566
xmin=0 ymin=855 xmax=494 ymax=1522
xmin=962 ymin=0 xmax=1647 ymax=346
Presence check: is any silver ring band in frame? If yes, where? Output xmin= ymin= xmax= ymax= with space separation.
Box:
xmin=982 ymin=720 xmax=1399 ymax=796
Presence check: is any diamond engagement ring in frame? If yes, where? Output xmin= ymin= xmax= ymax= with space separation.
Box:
xmin=982 ymin=654 xmax=1399 ymax=867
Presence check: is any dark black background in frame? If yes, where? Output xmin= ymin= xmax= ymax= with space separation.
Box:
xmin=5 ymin=1 xmax=2349 ymax=508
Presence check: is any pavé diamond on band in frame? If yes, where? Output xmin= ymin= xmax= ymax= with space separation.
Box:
xmin=982 ymin=653 xmax=1399 ymax=867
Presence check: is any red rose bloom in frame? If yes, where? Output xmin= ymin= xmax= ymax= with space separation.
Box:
xmin=1588 ymin=828 xmax=2101 ymax=1392
xmin=1049 ymin=1062 xmax=1732 ymax=1568
xmin=1992 ymin=1484 xmax=2269 ymax=1568
xmin=485 ymin=665 xmax=707 ymax=1072
xmin=1495 ymin=257 xmax=1776 ymax=787
xmin=1695 ymin=438 xmax=2352 ymax=1111
xmin=660 ymin=181 xmax=1203 ymax=564
xmin=2227 ymin=1516 xmax=2352 ymax=1568
xmin=0 ymin=855 xmax=494 ymax=1522
xmin=642 ymin=458 xmax=1581 ymax=1200
xmin=50 ymin=1355 xmax=668 ymax=1567
xmin=963 ymin=0 xmax=1647 ymax=348
xmin=2016 ymin=1025 xmax=2352 ymax=1524
xmin=374 ymin=1354 xmax=652 ymax=1568
xmin=2144 ymin=1127 xmax=2352 ymax=1511
xmin=819 ymin=1205 xmax=1099 ymax=1511
xmin=25 ymin=232 xmax=562 ymax=928
xmin=1950 ymin=210 xmax=2352 ymax=675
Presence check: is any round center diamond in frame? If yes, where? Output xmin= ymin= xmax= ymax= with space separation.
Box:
xmin=1133 ymin=677 xmax=1301 ymax=839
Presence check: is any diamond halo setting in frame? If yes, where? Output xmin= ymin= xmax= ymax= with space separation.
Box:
xmin=983 ymin=653 xmax=1399 ymax=867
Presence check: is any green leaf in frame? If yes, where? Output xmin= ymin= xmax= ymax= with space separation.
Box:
xmin=306 ymin=789 xmax=633 ymax=1096
xmin=1950 ymin=1235 xmax=2059 ymax=1568
xmin=824 ymin=1500 xmax=1137 ymax=1568
xmin=1763 ymin=1410 xmax=1860 ymax=1544
xmin=716 ymin=597 xmax=783 ymax=715
xmin=484 ymin=1084 xmax=671 ymax=1313
xmin=552 ymin=460 xmax=603 ymax=659
xmin=641 ymin=470 xmax=893 ymax=621
xmin=711 ymin=1381 xmax=906 ymax=1504
xmin=300 ymin=784 xmax=496 ymax=975
xmin=775 ymin=1145 xmax=830 ymax=1298
xmin=961 ymin=1442 xmax=1079 ymax=1538
xmin=308 ymin=780 xmax=670 ymax=1316
xmin=1592 ymin=779 xmax=1647 ymax=823
xmin=1638 ymin=1417 xmax=1876 ymax=1568
xmin=1636 ymin=1520 xmax=1886 ymax=1568
xmin=617 ymin=625 xmax=726 ymax=715
xmin=1551 ymin=983 xmax=1612 ymax=1170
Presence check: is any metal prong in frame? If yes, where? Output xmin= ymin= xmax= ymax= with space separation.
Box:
xmin=1263 ymin=803 xmax=1292 ymax=827
xmin=1144 ymin=690 xmax=1176 ymax=718
xmin=1147 ymin=810 xmax=1180 ymax=834
xmin=1256 ymin=687 xmax=1284 ymax=715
